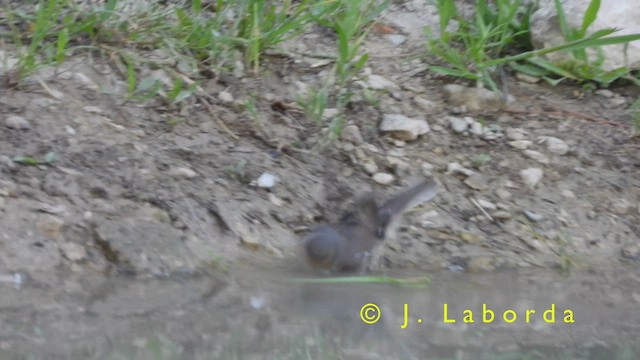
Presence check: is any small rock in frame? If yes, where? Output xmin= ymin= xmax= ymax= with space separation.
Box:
xmin=523 ymin=150 xmax=550 ymax=164
xmin=379 ymin=114 xmax=430 ymax=141
xmin=509 ymin=140 xmax=533 ymax=150
xmin=447 ymin=162 xmax=475 ymax=177
xmin=611 ymin=199 xmax=631 ymax=215
xmin=5 ymin=116 xmax=31 ymax=130
xmin=470 ymin=121 xmax=485 ymax=136
xmin=37 ymin=215 xmax=65 ymax=239
xmin=595 ymin=89 xmax=614 ymax=98
xmin=65 ymin=125 xmax=76 ymax=135
xmin=218 ymin=90 xmax=234 ymax=103
xmin=520 ymin=168 xmax=544 ymax=189
xmin=366 ymin=74 xmax=398 ymax=90
xmin=621 ymin=244 xmax=640 ymax=261
xmin=385 ymin=34 xmax=407 ymax=45
xmin=442 ymin=84 xmax=508 ymax=112
xmin=610 ymin=95 xmax=627 ymax=106
xmin=0 ymin=155 xmax=16 ymax=171
xmin=493 ymin=211 xmax=512 ymax=220
xmin=83 ymin=106 xmax=103 ymax=114
xmin=413 ymin=96 xmax=437 ymax=112
xmin=340 ymin=125 xmax=364 ymax=144
xmin=515 ymin=72 xmax=540 ymax=83
xmin=391 ymin=139 xmax=404 ymax=147
xmin=362 ymin=161 xmax=379 ymax=175
xmin=448 ymin=116 xmax=468 ymax=133
xmin=477 ymin=199 xmax=497 ymax=211
xmin=386 ymin=156 xmax=410 ymax=172
xmin=467 ymin=256 xmax=495 ymax=272
xmin=523 ymin=210 xmax=544 ymax=222
xmin=256 ymin=172 xmax=278 ymax=188
xmin=170 ymin=167 xmax=198 ymax=179
xmin=562 ymin=190 xmax=575 ymax=198
xmin=537 ymin=136 xmax=569 ymax=155
xmin=60 ymin=242 xmax=87 ymax=262
xmin=322 ymin=108 xmax=339 ymax=121
xmin=372 ymin=172 xmax=395 ymax=185
xmin=464 ymin=174 xmax=488 ymax=190
xmin=421 ymin=162 xmax=435 ymax=173
xmin=268 ymin=193 xmax=284 ymax=207
xmin=505 ymin=128 xmax=528 ymax=141
xmin=495 ymin=189 xmax=512 ymax=200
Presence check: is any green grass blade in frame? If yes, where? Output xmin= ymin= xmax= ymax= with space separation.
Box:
xmin=580 ymin=0 xmax=600 ymax=37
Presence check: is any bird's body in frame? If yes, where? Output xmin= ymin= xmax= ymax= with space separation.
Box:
xmin=304 ymin=177 xmax=438 ymax=273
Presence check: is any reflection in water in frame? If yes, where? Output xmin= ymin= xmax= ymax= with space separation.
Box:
xmin=0 ymin=267 xmax=639 ymax=359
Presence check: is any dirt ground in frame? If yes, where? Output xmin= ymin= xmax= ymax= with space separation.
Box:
xmin=1 ymin=1 xmax=639 ymax=359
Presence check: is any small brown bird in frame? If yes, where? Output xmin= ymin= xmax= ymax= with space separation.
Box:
xmin=303 ymin=177 xmax=439 ymax=273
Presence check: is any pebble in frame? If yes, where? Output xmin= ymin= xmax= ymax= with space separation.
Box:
xmin=537 ymin=136 xmax=569 ymax=155
xmin=495 ymin=189 xmax=512 ymax=200
xmin=595 ymin=89 xmax=614 ymax=98
xmin=372 ymin=172 xmax=395 ymax=185
xmin=493 ymin=211 xmax=512 ymax=220
xmin=561 ymin=190 xmax=575 ymax=198
xmin=621 ymin=244 xmax=640 ymax=261
xmin=611 ymin=199 xmax=631 ymax=215
xmin=386 ymin=34 xmax=407 ymax=45
xmin=477 ymin=199 xmax=497 ymax=211
xmin=5 ymin=116 xmax=32 ymax=130
xmin=268 ymin=193 xmax=284 ymax=207
xmin=523 ymin=150 xmax=550 ymax=164
xmin=505 ymin=128 xmax=528 ymax=141
xmin=366 ymin=74 xmax=398 ymax=90
xmin=60 ymin=242 xmax=87 ymax=262
xmin=448 ymin=116 xmax=468 ymax=133
xmin=442 ymin=84 xmax=508 ymax=112
xmin=446 ymin=162 xmax=475 ymax=176
xmin=413 ymin=96 xmax=437 ymax=112
xmin=218 ymin=90 xmax=234 ymax=104
xmin=508 ymin=140 xmax=532 ymax=150
xmin=362 ymin=161 xmax=379 ymax=175
xmin=170 ymin=167 xmax=198 ymax=179
xmin=520 ymin=168 xmax=544 ymax=189
xmin=470 ymin=121 xmax=485 ymax=136
xmin=83 ymin=106 xmax=103 ymax=114
xmin=515 ymin=73 xmax=540 ymax=83
xmin=256 ymin=172 xmax=278 ymax=188
xmin=464 ymin=174 xmax=488 ymax=190
xmin=523 ymin=210 xmax=544 ymax=222
xmin=379 ymin=114 xmax=430 ymax=141
xmin=0 ymin=155 xmax=15 ymax=171
xmin=340 ymin=125 xmax=364 ymax=144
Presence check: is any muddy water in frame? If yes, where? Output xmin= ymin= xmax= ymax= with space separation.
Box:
xmin=1 ymin=267 xmax=639 ymax=359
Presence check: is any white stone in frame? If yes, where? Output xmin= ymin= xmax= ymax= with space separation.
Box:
xmin=505 ymin=128 xmax=528 ymax=141
xmin=379 ymin=114 xmax=430 ymax=141
xmin=524 ymin=150 xmax=550 ymax=164
xmin=530 ymin=0 xmax=640 ymax=71
xmin=509 ymin=140 xmax=533 ymax=150
xmin=372 ymin=172 xmax=395 ymax=185
xmin=537 ymin=136 xmax=569 ymax=155
xmin=170 ymin=167 xmax=198 ymax=179
xmin=340 ymin=125 xmax=364 ymax=144
xmin=448 ymin=116 xmax=468 ymax=133
xmin=520 ymin=168 xmax=544 ymax=189
xmin=256 ymin=172 xmax=278 ymax=188
xmin=366 ymin=74 xmax=398 ymax=90
xmin=446 ymin=162 xmax=475 ymax=176
xmin=5 ymin=116 xmax=31 ymax=130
